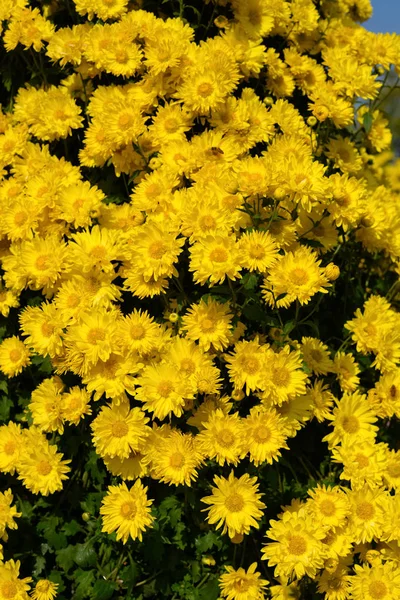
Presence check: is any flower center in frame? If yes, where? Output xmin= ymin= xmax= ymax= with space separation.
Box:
xmin=290 ymin=268 xmax=309 ymax=286
xmin=158 ymin=381 xmax=173 ymax=397
xmin=218 ymin=429 xmax=235 ymax=448
xmin=369 ymin=581 xmax=388 ymax=599
xmin=319 ymin=499 xmax=336 ymax=517
xmin=309 ymin=349 xmax=323 ymax=362
xmin=242 ymin=357 xmax=260 ymax=375
xmin=355 ymin=453 xmax=369 ymax=468
xmin=225 ymin=493 xmax=245 ymax=512
xmin=234 ymin=578 xmax=251 ymax=592
xmin=42 ymin=322 xmax=55 ymax=337
xmin=67 ymin=294 xmax=80 ymax=308
xmin=90 ymin=245 xmax=107 ymax=260
xmin=1 ymin=582 xmax=17 ymax=599
xmin=170 ymin=452 xmax=185 ymax=468
xmin=272 ymin=366 xmax=290 ymax=387
xmin=36 ymin=255 xmax=50 ymax=271
xmin=356 ymin=501 xmax=375 ymax=521
xmin=197 ymin=82 xmax=213 ymax=98
xmin=14 ymin=211 xmax=28 ymax=226
xmin=164 ymin=118 xmax=179 ymax=133
xmin=120 ymin=501 xmax=137 ymax=519
xmin=209 ymin=247 xmax=228 ymax=263
xmin=199 ymin=215 xmax=216 ymax=230
xmin=253 ymin=425 xmax=271 ymax=443
xmin=4 ymin=440 xmax=16 ymax=455
xmin=249 ymin=244 xmax=265 ymax=259
xmin=130 ymin=324 xmax=146 ymax=340
xmin=341 ymin=415 xmax=359 ymax=434
xmin=118 ymin=113 xmax=133 ymax=128
xmin=37 ymin=460 xmax=52 ymax=476
xmin=148 ymin=242 xmax=166 ymax=259
xmin=288 ymin=534 xmax=307 ymax=556
xmin=387 ymin=461 xmax=400 ymax=479
xmin=112 ymin=421 xmax=129 ymax=438
xmin=200 ymin=318 xmax=214 ymax=332
xmin=9 ymin=349 xmax=22 ymax=362
xmin=390 ymin=384 xmax=397 ymax=399
xmin=87 ymin=328 xmax=106 ymax=344
xmin=36 ymin=581 xmax=51 ymax=593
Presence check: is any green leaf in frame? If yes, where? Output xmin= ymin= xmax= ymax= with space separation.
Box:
xmin=73 ymin=569 xmax=95 ymax=600
xmin=91 ymin=580 xmax=117 ymax=600
xmin=195 ymin=531 xmax=220 ymax=554
xmin=198 ymin=576 xmax=219 ymax=600
xmin=74 ymin=544 xmax=97 ymax=568
xmin=56 ymin=546 xmax=77 ymax=573
xmin=63 ymin=520 xmax=82 ymax=537
xmin=0 ymin=379 xmax=8 ymax=394
xmin=363 ymin=111 xmax=373 ymax=133
xmin=33 ymin=555 xmax=46 ymax=577
xmin=242 ymin=303 xmax=266 ymax=322
xmin=0 ymin=397 xmax=12 ymax=422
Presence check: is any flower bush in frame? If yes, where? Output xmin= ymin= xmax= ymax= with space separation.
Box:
xmin=0 ymin=0 xmax=400 ymax=598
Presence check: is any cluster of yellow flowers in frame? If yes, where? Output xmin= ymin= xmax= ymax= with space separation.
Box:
xmin=0 ymin=0 xmax=400 ymax=598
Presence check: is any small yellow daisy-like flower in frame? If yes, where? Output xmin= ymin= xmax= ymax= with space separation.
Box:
xmin=0 ymin=559 xmax=32 ymax=600
xmin=241 ymin=406 xmax=289 ymax=466
xmin=238 ymin=230 xmax=279 ymax=273
xmin=323 ymin=391 xmax=378 ymax=449
xmin=189 ymin=235 xmax=242 ymax=286
xmin=306 ymin=485 xmax=350 ymax=533
xmin=60 ymin=386 xmax=92 ymax=426
xmin=0 ymin=285 xmax=19 ymax=317
xmin=182 ymin=298 xmax=233 ymax=352
xmin=347 ymin=485 xmax=387 ymax=544
xmin=262 ymin=513 xmax=328 ymax=581
xmin=135 ymin=362 xmax=196 ymax=421
xmin=118 ymin=309 xmax=162 ymax=356
xmin=91 ymin=402 xmax=151 ymax=460
xmin=262 ymin=246 xmax=331 ymax=308
xmin=19 ymin=303 xmax=65 ymax=358
xmin=0 ymin=335 xmax=30 ymax=378
xmin=333 ymin=352 xmax=360 ymax=392
xmin=100 ymin=481 xmax=154 ymax=543
xmin=149 ymin=430 xmax=204 ymax=487
xmin=332 ymin=439 xmax=387 ymax=490
xmin=383 ymin=448 xmax=400 ymax=491
xmin=0 ymin=422 xmax=23 ymax=475
xmin=18 ymin=430 xmax=71 ymax=496
xmin=219 ymin=562 xmax=268 ymax=600
xmin=30 ymin=579 xmax=58 ymax=600
xmin=225 ymin=339 xmax=270 ymax=394
xmin=300 ymin=337 xmax=333 ymax=375
xmin=259 ymin=346 xmax=308 ymax=406
xmin=0 ymin=489 xmax=21 ymax=537
xmin=201 ymin=471 xmax=265 ymax=539
xmin=349 ymin=559 xmax=400 ymax=600
xmin=197 ymin=409 xmax=245 ymax=466
xmin=305 ymin=380 xmax=336 ymax=423
xmin=29 ymin=377 xmax=65 ymax=435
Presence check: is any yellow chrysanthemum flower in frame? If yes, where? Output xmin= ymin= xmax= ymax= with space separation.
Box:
xmin=300 ymin=337 xmax=334 ymax=375
xmin=306 ymin=485 xmax=350 ymax=532
xmin=30 ymin=579 xmax=59 ymax=600
xmin=0 ymin=489 xmax=21 ymax=537
xmin=349 ymin=559 xmax=400 ymax=600
xmin=323 ymin=391 xmax=378 ymax=449
xmin=241 ymin=406 xmax=289 ymax=466
xmin=149 ymin=430 xmax=204 ymax=486
xmin=100 ymin=481 xmax=154 ymax=543
xmin=0 ymin=335 xmax=30 ymax=378
xmin=29 ymin=377 xmax=65 ymax=434
xmin=197 ymin=409 xmax=245 ymax=466
xmin=219 ymin=562 xmax=268 ymax=600
xmin=182 ymin=298 xmax=233 ymax=352
xmin=0 ymin=559 xmax=32 ymax=600
xmin=0 ymin=422 xmax=23 ymax=475
xmin=201 ymin=471 xmax=265 ymax=539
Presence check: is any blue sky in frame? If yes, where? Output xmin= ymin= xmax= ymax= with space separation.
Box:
xmin=366 ymin=0 xmax=400 ymax=34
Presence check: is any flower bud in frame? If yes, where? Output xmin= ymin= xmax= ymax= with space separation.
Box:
xmin=169 ymin=312 xmax=179 ymax=323
xmin=230 ymin=532 xmax=244 ymax=544
xmin=307 ymin=116 xmax=317 ymax=126
xmin=82 ymin=512 xmax=91 ymax=522
xmin=324 ymin=263 xmax=340 ymax=281
xmin=214 ymin=15 xmax=229 ymax=28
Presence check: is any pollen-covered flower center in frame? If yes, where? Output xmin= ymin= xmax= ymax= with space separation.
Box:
xmin=341 ymin=415 xmax=359 ymax=434
xmin=197 ymin=82 xmax=213 ymax=98
xmin=1 ymin=582 xmax=17 ymax=599
xmin=37 ymin=460 xmax=52 ymax=476
xmin=200 ymin=318 xmax=214 ymax=332
xmin=387 ymin=461 xmax=400 ymax=478
xmin=356 ymin=501 xmax=374 ymax=520
xmin=319 ymin=499 xmax=336 ymax=517
xmin=14 ymin=211 xmax=28 ymax=226
xmin=42 ymin=322 xmax=55 ymax=337
xmin=234 ymin=578 xmax=251 ymax=592
xmin=218 ymin=428 xmax=235 ymax=448
xmin=157 ymin=380 xmax=173 ymax=397
xmin=288 ymin=534 xmax=307 ymax=556
xmin=310 ymin=349 xmax=323 ymax=362
xmin=248 ymin=244 xmax=265 ymax=259
xmin=170 ymin=452 xmax=185 ymax=468
xmin=130 ymin=324 xmax=146 ymax=339
xmin=209 ymin=247 xmax=228 ymax=263
xmin=87 ymin=328 xmax=106 ymax=344
xmin=242 ymin=356 xmax=260 ymax=375
xmin=253 ymin=425 xmax=271 ymax=443
xmin=4 ymin=440 xmax=16 ymax=455
xmin=225 ymin=492 xmax=245 ymax=512
xmin=115 ymin=49 xmax=129 ymax=64
xmin=36 ymin=255 xmax=50 ymax=270
xmin=9 ymin=349 xmax=22 ymax=362
xmin=369 ymin=581 xmax=388 ymax=599
xmin=180 ymin=358 xmax=195 ymax=374
xmin=36 ymin=581 xmax=51 ymax=593
xmin=355 ymin=453 xmax=369 ymax=468
xmin=67 ymin=293 xmax=80 ymax=308
xmin=164 ymin=118 xmax=179 ymax=133
xmin=120 ymin=501 xmax=137 ymax=519
xmin=90 ymin=245 xmax=107 ymax=260
xmin=199 ymin=215 xmax=216 ymax=230
xmin=148 ymin=241 xmax=166 ymax=259
xmin=112 ymin=421 xmax=129 ymax=438
xmin=290 ymin=268 xmax=309 ymax=286
xmin=272 ymin=366 xmax=290 ymax=386
xmin=118 ymin=113 xmax=133 ymax=128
